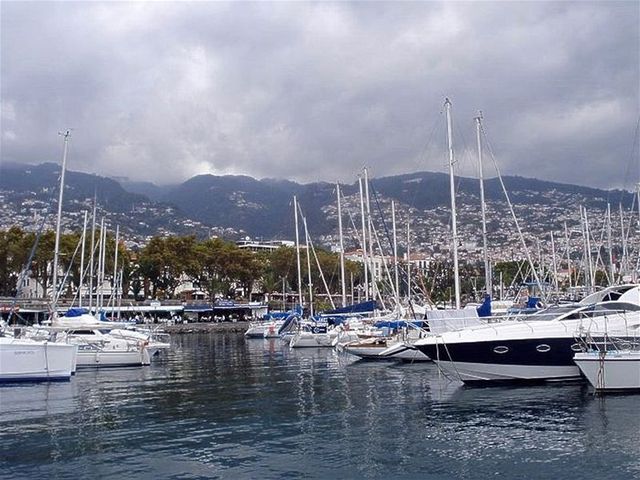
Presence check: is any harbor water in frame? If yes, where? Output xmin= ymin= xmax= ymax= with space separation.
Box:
xmin=1 ymin=333 xmax=639 ymax=479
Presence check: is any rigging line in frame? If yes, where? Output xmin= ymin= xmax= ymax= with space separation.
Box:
xmin=9 ymin=151 xmax=77 ymax=324
xmin=617 ymin=115 xmax=640 ymax=203
xmin=369 ymin=181 xmax=395 ymax=255
xmin=7 ymin=213 xmax=50 ymax=325
xmin=407 ymin=112 xmax=444 ymax=211
xmin=480 ymin=121 xmax=546 ymax=302
xmin=52 ymin=228 xmax=84 ymax=306
xmin=297 ymin=203 xmax=336 ymax=310
xmin=368 ymin=221 xmax=392 ymax=310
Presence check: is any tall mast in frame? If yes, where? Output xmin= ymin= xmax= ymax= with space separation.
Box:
xmin=406 ymin=221 xmax=411 ymax=303
xmin=79 ymin=210 xmax=88 ymax=308
xmin=606 ymin=203 xmax=614 ymax=285
xmin=583 ymin=207 xmax=594 ymax=290
xmin=303 ymin=212 xmax=314 ymax=317
xmin=98 ymin=218 xmax=106 ymax=310
xmin=392 ymin=200 xmax=400 ymax=311
xmin=564 ymin=222 xmax=572 ymax=290
xmin=358 ymin=176 xmax=369 ymax=301
xmin=88 ymin=195 xmax=97 ymax=311
xmin=550 ymin=231 xmax=558 ymax=292
xmin=475 ymin=113 xmax=491 ymax=297
xmin=619 ymin=203 xmax=627 ymax=282
xmin=293 ymin=196 xmax=303 ymax=308
xmin=445 ymin=98 xmax=461 ymax=308
xmin=117 ymin=268 xmax=123 ymax=320
xmin=112 ymin=225 xmax=120 ymax=308
xmin=364 ymin=168 xmax=376 ymax=302
xmin=52 ymin=130 xmax=71 ymax=305
xmin=337 ymin=183 xmax=347 ymax=307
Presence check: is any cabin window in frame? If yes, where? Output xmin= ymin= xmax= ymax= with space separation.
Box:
xmin=571 ymin=343 xmax=583 ymax=352
xmin=536 ymin=344 xmax=551 ymax=353
xmin=493 ymin=346 xmax=509 ymax=354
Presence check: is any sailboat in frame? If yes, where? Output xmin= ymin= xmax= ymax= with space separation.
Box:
xmin=0 ymin=131 xmax=78 ymax=382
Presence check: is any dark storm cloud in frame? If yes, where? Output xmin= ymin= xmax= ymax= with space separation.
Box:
xmin=1 ymin=1 xmax=638 ymax=189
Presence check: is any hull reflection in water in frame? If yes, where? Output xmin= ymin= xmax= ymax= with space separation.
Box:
xmin=0 ymin=333 xmax=638 ymax=479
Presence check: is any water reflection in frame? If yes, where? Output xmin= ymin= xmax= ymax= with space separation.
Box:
xmin=1 ymin=333 xmax=639 ymax=479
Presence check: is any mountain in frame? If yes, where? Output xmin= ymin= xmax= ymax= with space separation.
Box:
xmin=119 ymin=179 xmax=174 ymax=203
xmin=154 ymin=170 xmax=635 ymax=237
xmin=1 ymin=162 xmax=636 ymax=250
xmin=0 ymin=162 xmax=212 ymax=243
xmin=0 ymin=162 xmax=148 ymax=212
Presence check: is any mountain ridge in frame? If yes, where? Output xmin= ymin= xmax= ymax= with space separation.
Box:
xmin=1 ymin=161 xmax=636 ymax=242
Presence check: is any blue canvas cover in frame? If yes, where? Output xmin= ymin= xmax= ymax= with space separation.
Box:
xmin=476 ymin=295 xmax=492 ymax=317
xmin=322 ymin=300 xmax=377 ymax=315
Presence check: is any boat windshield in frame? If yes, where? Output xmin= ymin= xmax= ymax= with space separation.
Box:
xmin=525 ymin=305 xmax=579 ymax=322
xmin=528 ymin=301 xmax=640 ymax=323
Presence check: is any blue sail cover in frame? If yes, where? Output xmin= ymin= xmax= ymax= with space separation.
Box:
xmin=476 ymin=294 xmax=492 ymax=317
xmin=277 ymin=314 xmax=300 ymax=335
xmin=65 ymin=308 xmax=89 ymax=317
xmin=263 ymin=305 xmax=303 ymax=321
xmin=322 ymin=300 xmax=377 ymax=315
xmin=526 ymin=296 xmax=542 ymax=309
xmin=373 ymin=320 xmax=425 ymax=329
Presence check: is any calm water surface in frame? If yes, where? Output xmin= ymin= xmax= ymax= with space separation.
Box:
xmin=1 ymin=333 xmax=639 ymax=479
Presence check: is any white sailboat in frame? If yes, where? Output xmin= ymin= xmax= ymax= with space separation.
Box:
xmin=574 ymin=349 xmax=640 ymax=392
xmin=574 ymin=328 xmax=640 ymax=391
xmin=0 ymin=130 xmax=78 ymax=382
xmin=0 ymin=336 xmax=77 ymax=382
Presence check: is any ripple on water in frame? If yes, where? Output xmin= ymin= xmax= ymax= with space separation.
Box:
xmin=1 ymin=333 xmax=639 ymax=479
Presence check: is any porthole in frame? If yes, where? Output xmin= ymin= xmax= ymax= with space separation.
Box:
xmin=571 ymin=343 xmax=583 ymax=352
xmin=493 ymin=345 xmax=509 ymax=354
xmin=536 ymin=344 xmax=551 ymax=353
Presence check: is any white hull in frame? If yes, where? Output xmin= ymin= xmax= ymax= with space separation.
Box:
xmin=245 ymin=324 xmax=269 ymax=338
xmin=0 ymin=338 xmax=77 ymax=382
xmin=381 ymin=343 xmax=431 ymax=362
xmin=290 ymin=331 xmax=336 ymax=348
xmin=343 ymin=345 xmax=389 ymax=359
xmin=574 ymin=351 xmax=640 ymax=391
xmin=432 ymin=360 xmax=580 ymax=383
xmin=75 ymin=346 xmax=150 ymax=367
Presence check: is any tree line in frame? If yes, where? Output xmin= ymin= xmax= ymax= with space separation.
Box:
xmin=2 ymin=226 xmax=571 ymax=307
xmin=0 ymin=227 xmax=363 ymax=307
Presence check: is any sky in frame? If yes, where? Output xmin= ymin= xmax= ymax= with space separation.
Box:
xmin=1 ymin=1 xmax=639 ymax=189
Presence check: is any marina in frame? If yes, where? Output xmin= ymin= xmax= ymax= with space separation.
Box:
xmin=1 ymin=332 xmax=639 ymax=479
xmin=1 ymin=1 xmax=639 ymax=478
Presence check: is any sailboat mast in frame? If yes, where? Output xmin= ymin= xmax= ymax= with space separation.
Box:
xmin=52 ymin=130 xmax=71 ymax=305
xmin=337 ymin=183 xmax=347 ymax=307
xmin=358 ymin=176 xmax=369 ymax=301
xmin=79 ymin=210 xmax=88 ymax=308
xmin=550 ymin=231 xmax=558 ymax=292
xmin=392 ymin=200 xmax=400 ymax=310
xmin=445 ymin=99 xmax=461 ymax=309
xmin=98 ymin=219 xmax=107 ymax=310
xmin=564 ymin=222 xmax=572 ymax=290
xmin=112 ymin=225 xmax=120 ymax=309
xmin=606 ymin=203 xmax=614 ymax=285
xmin=407 ymin=221 xmax=411 ymax=303
xmin=88 ymin=195 xmax=97 ymax=311
xmin=364 ymin=168 xmax=376 ymax=302
xmin=293 ymin=196 xmax=303 ymax=308
xmin=303 ymin=212 xmax=314 ymax=317
xmin=475 ymin=113 xmax=491 ymax=296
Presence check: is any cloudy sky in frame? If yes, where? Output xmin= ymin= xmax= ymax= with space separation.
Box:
xmin=1 ymin=1 xmax=638 ymax=189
